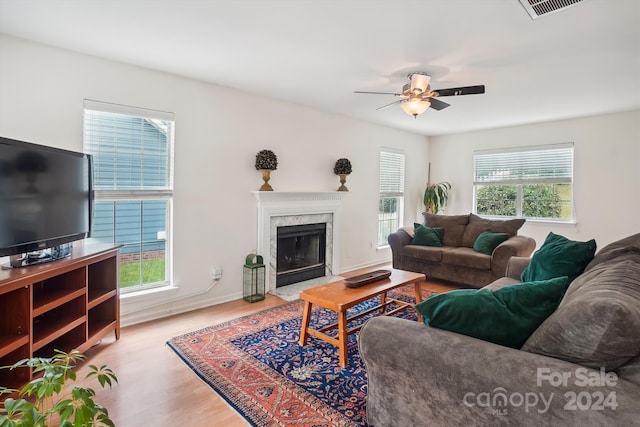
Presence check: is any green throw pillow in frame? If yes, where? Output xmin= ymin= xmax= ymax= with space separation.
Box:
xmin=473 ymin=230 xmax=510 ymax=255
xmin=411 ymin=223 xmax=444 ymax=247
xmin=415 ymin=276 xmax=569 ymax=348
xmin=521 ymin=232 xmax=596 ymax=284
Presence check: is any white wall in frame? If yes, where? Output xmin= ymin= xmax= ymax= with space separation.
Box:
xmin=0 ymin=35 xmax=429 ymax=325
xmin=428 ymin=110 xmax=640 ymax=250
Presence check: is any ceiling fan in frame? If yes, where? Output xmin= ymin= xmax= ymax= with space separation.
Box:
xmin=354 ymin=72 xmax=485 ymax=118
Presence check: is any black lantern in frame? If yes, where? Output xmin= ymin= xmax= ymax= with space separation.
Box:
xmin=243 ymin=253 xmax=265 ymax=303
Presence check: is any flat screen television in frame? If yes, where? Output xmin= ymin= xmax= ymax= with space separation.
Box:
xmin=0 ymin=136 xmax=93 ymax=264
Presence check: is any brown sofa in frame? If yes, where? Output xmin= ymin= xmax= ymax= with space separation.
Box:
xmin=360 ymin=233 xmax=640 ymax=426
xmin=388 ymin=213 xmax=536 ymax=288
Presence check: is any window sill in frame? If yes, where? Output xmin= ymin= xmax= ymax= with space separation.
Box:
xmin=525 ymin=218 xmax=577 ymax=226
xmin=120 ymin=282 xmax=177 ymax=301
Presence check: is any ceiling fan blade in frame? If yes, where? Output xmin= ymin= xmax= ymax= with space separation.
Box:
xmin=433 ymin=85 xmax=485 ymax=97
xmin=429 ymin=97 xmax=450 ymax=111
xmin=376 ymin=99 xmax=403 ymax=110
xmin=354 ymin=90 xmax=402 ymax=96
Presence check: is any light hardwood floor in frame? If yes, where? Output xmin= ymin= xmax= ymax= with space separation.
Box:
xmin=76 ymin=275 xmax=459 ymax=426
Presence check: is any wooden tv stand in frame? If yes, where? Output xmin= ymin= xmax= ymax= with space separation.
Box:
xmin=0 ymin=243 xmax=121 ymax=390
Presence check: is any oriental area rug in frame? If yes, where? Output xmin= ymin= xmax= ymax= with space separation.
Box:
xmin=167 ymin=285 xmax=433 ymax=427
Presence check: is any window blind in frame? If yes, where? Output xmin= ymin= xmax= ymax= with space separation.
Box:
xmin=379 ymin=151 xmax=405 ymax=196
xmin=83 ymin=100 xmax=174 ymax=192
xmin=474 ymin=143 xmax=573 ymax=185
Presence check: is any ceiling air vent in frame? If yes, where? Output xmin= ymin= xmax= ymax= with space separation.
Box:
xmin=519 ymin=0 xmax=585 ymax=19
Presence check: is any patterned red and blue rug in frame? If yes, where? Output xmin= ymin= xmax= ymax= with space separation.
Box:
xmin=167 ymin=285 xmax=432 ymax=427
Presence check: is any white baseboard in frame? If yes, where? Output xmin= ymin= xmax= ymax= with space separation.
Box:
xmin=121 ymin=291 xmax=243 ymax=327
xmin=340 ymin=259 xmax=391 ymax=274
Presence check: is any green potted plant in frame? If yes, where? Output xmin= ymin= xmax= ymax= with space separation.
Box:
xmin=254 ymin=149 xmax=278 ymax=191
xmin=423 ymin=163 xmax=451 ymax=214
xmin=333 ymin=158 xmax=352 ymax=191
xmin=424 ymin=182 xmax=451 ymax=214
xmin=0 ymin=349 xmax=118 ymax=427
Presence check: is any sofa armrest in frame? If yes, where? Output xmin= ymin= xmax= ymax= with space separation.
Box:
xmin=491 ymin=235 xmax=536 ymax=280
xmin=506 ymin=256 xmax=531 ymax=280
xmin=387 ymin=229 xmax=412 ymax=268
xmin=359 ymin=316 xmax=640 ymax=427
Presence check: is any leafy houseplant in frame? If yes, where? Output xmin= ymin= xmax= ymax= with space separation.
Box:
xmin=424 ymin=163 xmax=451 ymax=214
xmin=424 ymin=182 xmax=451 ymax=214
xmin=254 ymin=150 xmax=278 ymax=191
xmin=333 ymin=158 xmax=352 ymax=192
xmin=0 ymin=349 xmax=118 ymax=427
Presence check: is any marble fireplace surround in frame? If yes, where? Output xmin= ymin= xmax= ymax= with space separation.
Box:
xmin=252 ymin=191 xmax=346 ymax=292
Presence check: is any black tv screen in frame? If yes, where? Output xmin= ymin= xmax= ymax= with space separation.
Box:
xmin=0 ymin=136 xmax=93 ymax=257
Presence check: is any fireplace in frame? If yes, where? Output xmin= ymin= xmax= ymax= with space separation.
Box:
xmin=276 ymin=223 xmax=326 ymax=287
xmin=253 ymin=191 xmax=345 ymax=292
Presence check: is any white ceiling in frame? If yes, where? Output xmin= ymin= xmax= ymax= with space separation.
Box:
xmin=1 ymin=0 xmax=639 ymax=136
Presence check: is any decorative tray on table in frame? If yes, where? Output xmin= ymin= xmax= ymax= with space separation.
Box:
xmin=344 ymin=269 xmax=392 ymax=288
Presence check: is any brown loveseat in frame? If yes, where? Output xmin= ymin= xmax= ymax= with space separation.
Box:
xmin=388 ymin=213 xmax=536 ymax=288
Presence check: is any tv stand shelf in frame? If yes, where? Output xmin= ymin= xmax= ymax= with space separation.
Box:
xmin=0 ymin=335 xmax=30 ymax=358
xmin=0 ymin=243 xmax=121 ymax=389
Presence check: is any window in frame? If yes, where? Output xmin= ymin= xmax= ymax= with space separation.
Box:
xmin=83 ymin=100 xmax=174 ymax=292
xmin=473 ymin=143 xmax=573 ymax=221
xmin=378 ymin=150 xmax=405 ymax=246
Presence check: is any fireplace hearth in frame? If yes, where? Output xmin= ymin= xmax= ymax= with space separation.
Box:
xmin=276 ymin=223 xmax=326 ymax=287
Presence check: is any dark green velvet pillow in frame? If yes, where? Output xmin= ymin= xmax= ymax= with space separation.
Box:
xmin=521 ymin=232 xmax=596 ymax=284
xmin=473 ymin=230 xmax=510 ymax=255
xmin=411 ymin=223 xmax=444 ymax=247
xmin=415 ymin=276 xmax=569 ymax=348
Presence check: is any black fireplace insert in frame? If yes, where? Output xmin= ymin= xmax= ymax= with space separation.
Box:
xmin=276 ymin=223 xmax=326 ymax=287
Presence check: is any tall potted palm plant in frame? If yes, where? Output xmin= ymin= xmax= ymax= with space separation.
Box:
xmin=424 ymin=163 xmax=451 ymax=214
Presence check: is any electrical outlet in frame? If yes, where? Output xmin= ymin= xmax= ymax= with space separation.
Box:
xmin=212 ymin=267 xmax=223 ymax=280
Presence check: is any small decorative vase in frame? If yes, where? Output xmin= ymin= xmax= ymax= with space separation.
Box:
xmin=259 ymin=169 xmax=273 ymax=191
xmin=337 ymin=173 xmax=349 ymax=191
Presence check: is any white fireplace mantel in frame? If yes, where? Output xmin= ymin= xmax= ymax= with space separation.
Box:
xmin=252 ymin=191 xmax=347 ymax=291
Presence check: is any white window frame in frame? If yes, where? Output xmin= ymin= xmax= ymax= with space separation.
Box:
xmin=83 ymin=100 xmax=175 ymax=293
xmin=473 ymin=143 xmax=574 ymax=222
xmin=378 ymin=149 xmax=405 ymax=247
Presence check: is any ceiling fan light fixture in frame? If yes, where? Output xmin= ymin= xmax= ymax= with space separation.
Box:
xmin=354 ymin=74 xmax=482 ymax=116
xmin=401 ymin=98 xmax=431 ymax=118
xmin=409 ymin=72 xmax=431 ymax=94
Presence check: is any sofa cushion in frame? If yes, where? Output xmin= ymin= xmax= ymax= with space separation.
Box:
xmin=442 ymin=247 xmax=491 ymax=270
xmin=473 ymin=230 xmax=511 ymax=255
xmin=521 ymin=232 xmax=596 ymax=284
xmin=584 ymin=232 xmax=640 ymax=272
xmin=411 ymin=223 xmax=444 ymax=247
xmin=402 ymin=245 xmax=445 ymax=262
xmin=423 ymin=213 xmax=469 ymax=247
xmin=461 ymin=213 xmax=525 ymax=248
xmin=522 ymin=256 xmax=640 ymax=370
xmin=415 ymin=276 xmax=569 ymax=348
xmin=616 ymin=354 xmax=640 ymax=386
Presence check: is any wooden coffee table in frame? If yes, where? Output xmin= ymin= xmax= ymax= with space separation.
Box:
xmin=298 ymin=268 xmax=426 ymax=368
